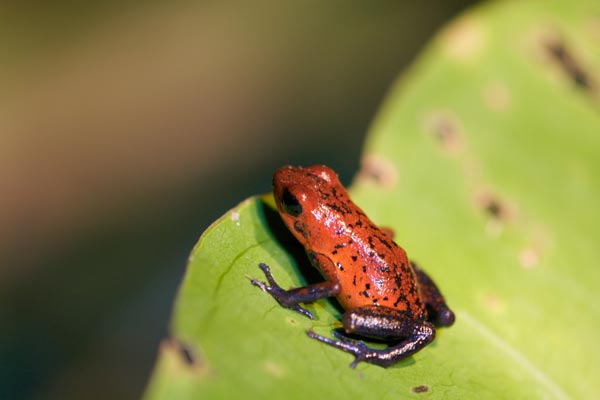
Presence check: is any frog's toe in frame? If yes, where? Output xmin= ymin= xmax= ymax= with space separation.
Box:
xmin=257 ymin=263 xmax=286 ymax=289
xmin=249 ymin=276 xmax=268 ymax=291
xmin=438 ymin=309 xmax=455 ymax=327
xmin=349 ymin=355 xmax=366 ymax=369
xmin=332 ymin=331 xmax=361 ymax=346
xmin=332 ymin=330 xmax=346 ymax=340
xmin=308 ymin=330 xmax=370 ymax=367
xmin=307 ymin=329 xmax=332 ymax=344
xmin=291 ymin=304 xmax=315 ymax=319
xmin=333 ymin=331 xmax=369 ymax=349
xmin=258 ymin=262 xmax=271 ymax=274
xmin=258 ymin=263 xmax=275 ymax=281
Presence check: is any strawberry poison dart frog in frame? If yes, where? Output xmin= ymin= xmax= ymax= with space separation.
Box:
xmin=250 ymin=165 xmax=455 ymax=368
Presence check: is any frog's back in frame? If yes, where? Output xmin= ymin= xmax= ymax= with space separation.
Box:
xmin=272 ymin=165 xmax=426 ymax=320
xmin=300 ymin=172 xmax=425 ymax=318
xmin=328 ymin=217 xmax=426 ymax=320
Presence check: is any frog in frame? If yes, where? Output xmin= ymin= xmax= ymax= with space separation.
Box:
xmin=249 ymin=164 xmax=455 ymax=368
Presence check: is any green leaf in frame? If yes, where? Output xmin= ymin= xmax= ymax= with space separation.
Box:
xmin=144 ymin=0 xmax=600 ymax=398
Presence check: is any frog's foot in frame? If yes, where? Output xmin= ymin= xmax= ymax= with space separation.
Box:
xmin=307 ymin=323 xmax=435 ymax=369
xmin=249 ymin=263 xmax=315 ymax=319
xmin=307 ymin=330 xmax=371 ymax=368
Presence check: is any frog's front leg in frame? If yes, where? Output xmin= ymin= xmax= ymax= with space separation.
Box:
xmin=308 ymin=305 xmax=435 ymax=368
xmin=249 ymin=257 xmax=340 ymax=319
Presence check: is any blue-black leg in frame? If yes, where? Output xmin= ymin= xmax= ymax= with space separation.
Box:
xmin=308 ymin=305 xmax=435 ymax=368
xmin=249 ymin=263 xmax=340 ymax=319
xmin=411 ymin=261 xmax=455 ymax=326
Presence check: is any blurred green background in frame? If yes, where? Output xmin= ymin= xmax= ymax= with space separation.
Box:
xmin=0 ymin=1 xmax=480 ymax=399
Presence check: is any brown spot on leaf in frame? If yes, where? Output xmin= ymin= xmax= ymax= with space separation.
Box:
xmin=412 ymin=385 xmax=429 ymax=393
xmin=167 ymin=338 xmax=197 ymax=366
xmin=482 ymin=81 xmax=511 ymax=111
xmin=484 ymin=199 xmax=502 ymax=218
xmin=355 ymin=154 xmax=398 ymax=188
xmin=263 ymin=360 xmax=286 ymax=378
xmin=483 ymin=293 xmax=505 ymax=313
xmin=475 ymin=189 xmax=516 ymax=237
xmin=519 ymin=247 xmax=540 ymax=269
xmin=545 ymin=38 xmax=594 ymax=90
xmin=441 ymin=16 xmax=484 ymax=62
xmin=533 ymin=28 xmax=600 ymax=106
xmin=587 ymin=16 xmax=600 ymax=44
xmin=423 ymin=111 xmax=465 ymax=155
xmin=475 ymin=189 xmax=514 ymax=221
xmin=160 ymin=338 xmax=211 ymax=376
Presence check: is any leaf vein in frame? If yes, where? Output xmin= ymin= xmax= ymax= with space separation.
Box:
xmin=461 ymin=311 xmax=571 ymax=400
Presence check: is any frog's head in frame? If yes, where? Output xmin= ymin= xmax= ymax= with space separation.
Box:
xmin=272 ymin=165 xmax=343 ymax=247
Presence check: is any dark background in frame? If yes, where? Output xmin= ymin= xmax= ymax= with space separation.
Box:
xmin=0 ymin=1 xmax=478 ymax=399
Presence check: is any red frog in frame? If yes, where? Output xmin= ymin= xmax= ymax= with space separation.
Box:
xmin=250 ymin=165 xmax=455 ymax=368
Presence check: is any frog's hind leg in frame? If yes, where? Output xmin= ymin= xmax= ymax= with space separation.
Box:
xmin=307 ymin=306 xmax=435 ymax=368
xmin=410 ymin=261 xmax=455 ymax=326
xmin=379 ymin=227 xmax=395 ymax=240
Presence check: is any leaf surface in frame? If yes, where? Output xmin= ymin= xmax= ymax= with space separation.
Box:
xmin=144 ymin=0 xmax=600 ymax=398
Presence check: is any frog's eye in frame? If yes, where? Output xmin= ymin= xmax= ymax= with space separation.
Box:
xmin=282 ymin=189 xmax=303 ymax=217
